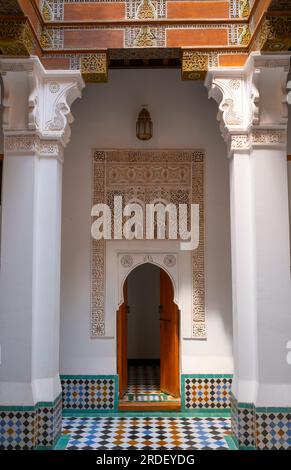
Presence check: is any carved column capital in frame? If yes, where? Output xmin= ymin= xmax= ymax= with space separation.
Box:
xmin=205 ymin=53 xmax=290 ymax=157
xmin=0 ymin=56 xmax=85 ymax=155
xmin=4 ymin=134 xmax=65 ymax=162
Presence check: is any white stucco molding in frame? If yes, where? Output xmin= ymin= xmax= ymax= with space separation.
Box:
xmin=205 ymin=52 xmax=290 ymax=157
xmin=117 ymin=252 xmax=179 ymax=308
xmin=0 ymin=56 xmax=85 ymax=157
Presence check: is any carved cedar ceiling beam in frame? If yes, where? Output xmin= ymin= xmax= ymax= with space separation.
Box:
xmin=0 ymin=0 xmax=289 ymax=83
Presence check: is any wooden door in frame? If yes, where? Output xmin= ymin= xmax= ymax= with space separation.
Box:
xmin=160 ymin=269 xmax=180 ymax=397
xmin=117 ymin=280 xmax=128 ymax=398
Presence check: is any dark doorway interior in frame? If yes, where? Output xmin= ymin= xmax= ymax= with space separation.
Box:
xmin=117 ymin=263 xmax=180 ymax=410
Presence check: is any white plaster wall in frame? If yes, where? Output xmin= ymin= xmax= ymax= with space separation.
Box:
xmin=60 ymin=68 xmax=233 ymax=375
xmin=0 ymin=78 xmax=3 ymax=152
xmin=287 ymin=102 xmax=291 ymax=257
xmin=127 ymin=263 xmax=160 ymax=360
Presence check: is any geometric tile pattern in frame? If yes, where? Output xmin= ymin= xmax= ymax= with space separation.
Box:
xmin=256 ymin=411 xmax=291 ymax=450
xmin=37 ymin=394 xmax=63 ymax=448
xmin=61 ymin=376 xmax=117 ymax=411
xmin=183 ymin=375 xmax=233 ymax=410
xmin=0 ymin=394 xmax=62 ymax=450
xmin=128 ymin=361 xmax=160 ymax=391
xmin=0 ymin=410 xmax=36 ymax=450
xmin=126 ymin=394 xmax=169 ymax=402
xmin=62 ymin=416 xmax=231 ymax=450
xmin=230 ymin=393 xmax=255 ymax=449
xmin=231 ymin=392 xmax=291 ymax=450
xmin=122 ymin=362 xmax=178 ymax=403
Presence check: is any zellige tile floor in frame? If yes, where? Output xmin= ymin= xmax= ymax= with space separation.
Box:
xmin=62 ymin=416 xmax=232 ymax=450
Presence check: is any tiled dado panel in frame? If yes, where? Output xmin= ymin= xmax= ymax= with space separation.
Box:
xmin=61 ymin=375 xmax=118 ymax=411
xmin=230 ymin=393 xmax=291 ymax=450
xmin=181 ymin=375 xmax=233 ymax=410
xmin=0 ymin=394 xmax=62 ymax=450
xmin=230 ymin=393 xmax=256 ymax=449
xmin=255 ymin=409 xmax=291 ymax=450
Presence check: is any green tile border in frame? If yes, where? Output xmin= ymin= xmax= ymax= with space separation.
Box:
xmin=181 ymin=374 xmax=233 ymax=379
xmin=225 ymin=435 xmax=238 ymax=450
xmin=0 ymin=392 xmax=62 ymax=412
xmin=237 ymin=403 xmax=254 ymax=410
xmin=234 ymin=403 xmax=291 ymax=413
xmin=114 ymin=375 xmax=119 ymax=412
xmin=0 ymin=405 xmax=35 ymax=411
xmin=255 ymin=407 xmax=291 ymax=413
xmin=35 ymin=445 xmax=53 ymax=451
xmin=53 ymin=434 xmax=71 ymax=451
xmin=60 ymin=375 xmax=117 ymax=380
xmin=231 ymin=394 xmax=291 ymax=451
xmin=62 ymin=409 xmax=231 ymax=418
xmin=239 ymin=445 xmax=256 ymax=451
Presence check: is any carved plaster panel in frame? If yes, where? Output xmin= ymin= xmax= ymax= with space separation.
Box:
xmin=91 ymin=149 xmax=206 ymax=339
xmin=4 ymin=134 xmax=64 ymax=160
xmin=117 ymin=252 xmax=179 ymax=307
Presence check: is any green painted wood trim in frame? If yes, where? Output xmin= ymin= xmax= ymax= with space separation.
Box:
xmin=225 ymin=435 xmax=238 ymax=450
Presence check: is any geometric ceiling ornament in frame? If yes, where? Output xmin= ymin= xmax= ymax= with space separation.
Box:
xmin=81 ymin=53 xmax=108 ymax=83
xmin=0 ymin=19 xmax=35 ymax=56
xmin=182 ymin=51 xmax=209 ymax=81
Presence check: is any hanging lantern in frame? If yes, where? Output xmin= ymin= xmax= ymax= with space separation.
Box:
xmin=136 ymin=106 xmax=153 ymax=141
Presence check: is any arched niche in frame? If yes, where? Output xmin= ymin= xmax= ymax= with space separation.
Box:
xmin=117 ymin=252 xmax=179 ymax=308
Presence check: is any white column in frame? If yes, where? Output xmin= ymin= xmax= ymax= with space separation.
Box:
xmin=251 ymin=143 xmax=291 ymax=406
xmin=229 ymin=150 xmax=257 ymax=404
xmin=0 ymin=58 xmax=84 ymax=407
xmin=206 ymin=53 xmax=291 ymax=408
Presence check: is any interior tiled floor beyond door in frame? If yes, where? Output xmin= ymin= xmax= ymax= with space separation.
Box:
xmin=122 ymin=360 xmax=177 ymax=402
xmin=124 ymin=360 xmax=161 ymax=401
xmin=62 ymin=416 xmax=232 ymax=450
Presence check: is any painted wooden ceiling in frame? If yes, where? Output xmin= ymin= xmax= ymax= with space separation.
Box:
xmin=0 ymin=1 xmax=290 ymax=81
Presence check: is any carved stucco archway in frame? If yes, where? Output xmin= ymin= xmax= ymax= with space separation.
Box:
xmin=118 ymin=252 xmax=179 ymax=308
xmin=91 ymin=149 xmax=206 ymax=340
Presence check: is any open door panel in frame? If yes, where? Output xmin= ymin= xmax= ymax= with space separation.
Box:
xmin=160 ymin=268 xmax=180 ymax=397
xmin=117 ymin=280 xmax=128 ymax=398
